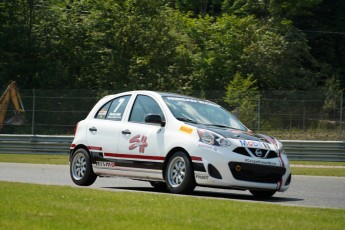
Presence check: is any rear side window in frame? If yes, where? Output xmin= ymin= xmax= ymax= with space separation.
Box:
xmin=95 ymin=95 xmax=130 ymax=121
xmin=95 ymin=101 xmax=111 ymax=119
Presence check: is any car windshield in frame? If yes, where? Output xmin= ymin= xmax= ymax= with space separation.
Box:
xmin=162 ymin=96 xmax=248 ymax=131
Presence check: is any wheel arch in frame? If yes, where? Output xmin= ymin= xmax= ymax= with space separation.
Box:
xmin=69 ymin=144 xmax=90 ymax=162
xmin=162 ymin=147 xmax=195 ymax=179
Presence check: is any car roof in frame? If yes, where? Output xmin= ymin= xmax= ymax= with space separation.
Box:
xmin=105 ymin=90 xmax=198 ymax=100
xmin=100 ymin=91 xmax=218 ymax=108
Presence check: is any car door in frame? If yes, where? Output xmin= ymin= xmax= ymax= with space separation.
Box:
xmin=112 ymin=94 xmax=166 ymax=173
xmin=86 ymin=95 xmax=132 ymax=156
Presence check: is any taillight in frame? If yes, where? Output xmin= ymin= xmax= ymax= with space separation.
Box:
xmin=74 ymin=123 xmax=79 ymax=136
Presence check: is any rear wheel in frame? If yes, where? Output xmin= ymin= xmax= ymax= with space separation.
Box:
xmin=165 ymin=151 xmax=195 ymax=194
xmin=70 ymin=148 xmax=97 ymax=186
xmin=249 ymin=190 xmax=276 ymax=198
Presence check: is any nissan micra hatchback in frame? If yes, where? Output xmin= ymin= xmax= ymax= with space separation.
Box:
xmin=70 ymin=91 xmax=291 ymax=197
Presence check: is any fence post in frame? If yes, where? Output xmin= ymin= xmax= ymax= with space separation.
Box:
xmin=303 ymin=105 xmax=306 ymax=131
xmin=31 ymin=89 xmax=35 ymax=135
xmin=340 ymin=90 xmax=343 ymax=136
xmin=257 ymin=95 xmax=261 ymax=131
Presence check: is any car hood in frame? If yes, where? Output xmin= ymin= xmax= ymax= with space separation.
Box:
xmin=191 ymin=124 xmax=276 ymax=144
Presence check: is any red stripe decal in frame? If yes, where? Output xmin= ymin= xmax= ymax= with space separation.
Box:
xmin=191 ymin=156 xmax=202 ymax=161
xmin=277 ymin=150 xmax=285 ymax=191
xmin=104 ymin=153 xmax=165 ymax=161
xmin=87 ymin=148 xmax=201 ymax=162
xmin=88 ymin=146 xmax=103 ymax=151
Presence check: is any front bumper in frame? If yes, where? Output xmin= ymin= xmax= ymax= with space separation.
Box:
xmin=229 ymin=161 xmax=286 ymax=183
xmin=192 ymin=146 xmax=291 ymax=192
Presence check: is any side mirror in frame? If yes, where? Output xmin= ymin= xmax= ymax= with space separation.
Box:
xmin=144 ymin=114 xmax=166 ymax=127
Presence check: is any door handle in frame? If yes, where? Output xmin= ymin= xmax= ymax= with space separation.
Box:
xmin=89 ymin=127 xmax=97 ymax=132
xmin=122 ymin=129 xmax=131 ymax=135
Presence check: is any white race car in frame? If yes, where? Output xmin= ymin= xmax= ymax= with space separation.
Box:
xmin=70 ymin=91 xmax=291 ymax=197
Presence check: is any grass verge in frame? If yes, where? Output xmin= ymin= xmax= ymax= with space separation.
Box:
xmin=290 ymin=168 xmax=345 ymax=177
xmin=0 ymin=153 xmax=69 ymax=165
xmin=290 ymin=161 xmax=345 ymax=166
xmin=290 ymin=160 xmax=345 ymax=177
xmin=1 ymin=181 xmax=344 ymax=230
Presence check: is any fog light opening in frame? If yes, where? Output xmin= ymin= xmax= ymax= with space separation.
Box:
xmin=235 ymin=165 xmax=241 ymax=172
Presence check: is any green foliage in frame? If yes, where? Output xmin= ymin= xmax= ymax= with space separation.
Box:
xmin=171 ymin=0 xmax=224 ymax=17
xmin=241 ymin=25 xmax=316 ymax=90
xmin=0 ymin=0 xmax=37 ymax=87
xmin=1 ymin=0 xmax=338 ymax=93
xmin=224 ymin=73 xmax=259 ymax=127
xmin=1 ymin=0 xmax=344 ymax=134
xmin=294 ymin=0 xmax=345 ymax=88
xmin=222 ymin=0 xmax=322 ymax=20
xmin=323 ymin=76 xmax=341 ymax=113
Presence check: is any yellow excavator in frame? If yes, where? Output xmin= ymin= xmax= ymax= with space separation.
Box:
xmin=0 ymin=81 xmax=25 ymax=131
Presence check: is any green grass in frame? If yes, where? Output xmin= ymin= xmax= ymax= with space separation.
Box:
xmin=290 ymin=161 xmax=345 ymax=166
xmin=0 ymin=181 xmax=344 ymax=230
xmin=290 ymin=168 xmax=345 ymax=177
xmin=290 ymin=161 xmax=345 ymax=177
xmin=0 ymin=153 xmax=69 ymax=165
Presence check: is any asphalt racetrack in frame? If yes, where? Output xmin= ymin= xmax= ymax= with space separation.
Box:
xmin=0 ymin=162 xmax=344 ymax=209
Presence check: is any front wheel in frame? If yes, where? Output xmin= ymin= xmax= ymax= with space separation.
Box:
xmin=249 ymin=190 xmax=276 ymax=198
xmin=165 ymin=151 xmax=195 ymax=194
xmin=70 ymin=148 xmax=97 ymax=186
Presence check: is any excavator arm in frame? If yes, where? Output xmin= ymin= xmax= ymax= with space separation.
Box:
xmin=0 ymin=81 xmax=25 ymax=130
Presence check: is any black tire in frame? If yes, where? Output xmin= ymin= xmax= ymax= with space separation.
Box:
xmin=149 ymin=181 xmax=168 ymax=191
xmin=164 ymin=151 xmax=196 ymax=194
xmin=249 ymin=190 xmax=276 ymax=198
xmin=70 ymin=148 xmax=97 ymax=186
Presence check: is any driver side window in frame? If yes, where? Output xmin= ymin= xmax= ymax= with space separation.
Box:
xmin=129 ymin=95 xmax=164 ymax=123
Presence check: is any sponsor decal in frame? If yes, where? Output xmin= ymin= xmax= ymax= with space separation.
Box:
xmin=167 ymin=97 xmax=198 ymax=103
xmin=96 ymin=161 xmax=116 ymax=168
xmin=244 ymin=158 xmax=277 ymax=166
xmin=98 ymin=109 xmax=108 ymax=118
xmin=179 ymin=126 xmax=194 ymax=134
xmin=239 ymin=140 xmax=270 ymax=149
xmin=129 ymin=135 xmax=148 ymax=153
xmin=227 ymin=129 xmax=243 ymax=134
xmin=166 ymin=97 xmax=220 ymax=107
xmin=196 ymin=175 xmax=209 ymax=180
xmin=198 ymin=143 xmax=218 ymax=152
xmin=107 ymin=112 xmax=122 ymax=119
xmin=255 ymin=149 xmax=263 ymax=157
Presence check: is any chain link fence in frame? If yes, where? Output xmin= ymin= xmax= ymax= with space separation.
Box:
xmin=1 ymin=89 xmax=344 ymax=138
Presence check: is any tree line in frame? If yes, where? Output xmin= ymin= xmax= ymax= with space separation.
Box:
xmin=1 ymin=0 xmax=344 ymax=96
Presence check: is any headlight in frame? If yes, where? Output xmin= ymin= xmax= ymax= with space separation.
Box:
xmin=197 ymin=129 xmax=231 ymax=147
